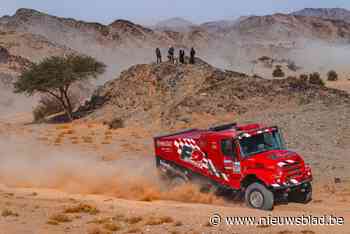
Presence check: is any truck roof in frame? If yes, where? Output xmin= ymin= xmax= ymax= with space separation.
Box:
xmin=154 ymin=123 xmax=268 ymax=140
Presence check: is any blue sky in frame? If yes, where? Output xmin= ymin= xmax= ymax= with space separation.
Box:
xmin=1 ymin=0 xmax=349 ymax=25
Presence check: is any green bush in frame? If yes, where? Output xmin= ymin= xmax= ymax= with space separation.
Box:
xmin=272 ymin=65 xmax=285 ymax=78
xmin=299 ymin=74 xmax=309 ymax=82
xmin=327 ymin=70 xmax=338 ymax=81
xmin=309 ymin=72 xmax=325 ymax=86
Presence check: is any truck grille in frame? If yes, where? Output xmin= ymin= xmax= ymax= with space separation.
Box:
xmin=282 ymin=161 xmax=303 ymax=179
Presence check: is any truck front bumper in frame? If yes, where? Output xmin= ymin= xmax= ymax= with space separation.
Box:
xmin=270 ymin=178 xmax=312 ymax=192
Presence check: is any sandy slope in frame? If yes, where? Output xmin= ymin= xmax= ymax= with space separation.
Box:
xmin=0 ymin=109 xmax=349 ymax=234
xmin=0 ymin=185 xmax=349 ymax=234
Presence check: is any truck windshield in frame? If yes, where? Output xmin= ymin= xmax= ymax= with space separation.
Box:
xmin=239 ymin=130 xmax=286 ymax=158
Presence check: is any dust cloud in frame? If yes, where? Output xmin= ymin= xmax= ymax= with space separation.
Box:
xmin=0 ymin=134 xmax=224 ymax=205
xmin=289 ymin=39 xmax=350 ymax=76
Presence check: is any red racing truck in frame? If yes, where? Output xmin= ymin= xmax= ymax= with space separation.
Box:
xmin=154 ymin=123 xmax=312 ymax=210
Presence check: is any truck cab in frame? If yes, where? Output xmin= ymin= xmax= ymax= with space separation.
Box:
xmin=154 ymin=123 xmax=312 ymax=210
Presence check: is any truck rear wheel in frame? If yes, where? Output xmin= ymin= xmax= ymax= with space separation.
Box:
xmin=245 ymin=183 xmax=274 ymax=210
xmin=170 ymin=176 xmax=187 ymax=187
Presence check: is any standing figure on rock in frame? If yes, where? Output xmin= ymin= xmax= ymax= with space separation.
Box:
xmin=179 ymin=49 xmax=185 ymax=64
xmin=190 ymin=47 xmax=196 ymax=64
xmin=168 ymin=46 xmax=175 ymax=64
xmin=155 ymin=48 xmax=162 ymax=64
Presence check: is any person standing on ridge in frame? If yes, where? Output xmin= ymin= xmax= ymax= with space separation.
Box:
xmin=168 ymin=46 xmax=175 ymax=64
xmin=179 ymin=49 xmax=185 ymax=64
xmin=155 ymin=48 xmax=162 ymax=64
xmin=190 ymin=47 xmax=196 ymax=64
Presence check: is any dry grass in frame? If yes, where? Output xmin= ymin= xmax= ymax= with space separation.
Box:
xmin=88 ymin=227 xmax=112 ymax=234
xmin=277 ymin=231 xmax=294 ymax=234
xmin=125 ymin=227 xmax=142 ymax=233
xmin=113 ymin=214 xmax=126 ymax=222
xmin=103 ymin=223 xmax=121 ymax=232
xmin=257 ymin=224 xmax=270 ymax=228
xmin=145 ymin=216 xmax=174 ymax=226
xmin=105 ymin=130 xmax=113 ymax=136
xmin=126 ymin=216 xmax=143 ymax=224
xmin=104 ymin=135 xmax=113 ymax=140
xmin=47 ymin=220 xmax=60 ymax=225
xmin=301 ymin=231 xmax=316 ymax=234
xmin=101 ymin=154 xmax=118 ymax=161
xmin=82 ymin=136 xmax=94 ymax=144
xmin=54 ymin=138 xmax=62 ymax=143
xmin=88 ymin=217 xmax=113 ymax=224
xmin=174 ymin=221 xmax=183 ymax=226
xmin=49 ymin=213 xmax=72 ymax=223
xmin=63 ymin=129 xmax=75 ymax=135
xmin=64 ymin=203 xmax=99 ymax=215
xmin=55 ymin=124 xmax=73 ymax=130
xmin=2 ymin=209 xmax=19 ymax=217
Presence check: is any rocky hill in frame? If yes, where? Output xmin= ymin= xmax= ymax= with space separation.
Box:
xmin=2 ymin=8 xmax=350 ymax=78
xmin=236 ymin=13 xmax=350 ymax=42
xmin=292 ymin=8 xmax=350 ymax=23
xmin=154 ymin=17 xmax=196 ymax=32
xmin=0 ymin=45 xmax=32 ymax=75
xmin=82 ymin=59 xmax=349 ymax=127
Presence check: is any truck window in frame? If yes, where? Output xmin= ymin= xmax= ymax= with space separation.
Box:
xmin=239 ymin=130 xmax=286 ymax=158
xmin=221 ymin=139 xmax=237 ymax=160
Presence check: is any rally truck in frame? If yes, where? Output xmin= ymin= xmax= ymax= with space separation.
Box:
xmin=153 ymin=123 xmax=312 ymax=210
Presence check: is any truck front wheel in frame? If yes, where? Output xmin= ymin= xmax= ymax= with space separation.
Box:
xmin=245 ymin=183 xmax=274 ymax=210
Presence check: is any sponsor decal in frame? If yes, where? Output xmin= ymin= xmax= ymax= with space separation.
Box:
xmin=174 ymin=138 xmax=229 ymax=181
xmin=234 ymin=162 xmax=241 ymax=173
xmin=157 ymin=140 xmax=173 ymax=147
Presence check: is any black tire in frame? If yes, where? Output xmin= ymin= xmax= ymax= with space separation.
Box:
xmin=170 ymin=176 xmax=187 ymax=187
xmin=289 ymin=182 xmax=312 ymax=204
xmin=245 ymin=183 xmax=274 ymax=210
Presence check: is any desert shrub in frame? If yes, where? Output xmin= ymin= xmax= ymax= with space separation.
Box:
xmin=272 ymin=65 xmax=285 ymax=78
xmin=286 ymin=76 xmax=308 ymax=92
xmin=107 ymin=118 xmax=124 ymax=129
xmin=2 ymin=209 xmax=19 ymax=217
xmin=327 ymin=70 xmax=338 ymax=81
xmin=309 ymin=72 xmax=325 ymax=86
xmin=145 ymin=216 xmax=174 ymax=226
xmin=103 ymin=223 xmax=121 ymax=232
xmin=299 ymin=74 xmax=309 ymax=82
xmin=64 ymin=203 xmax=99 ymax=215
xmin=48 ymin=213 xmax=72 ymax=223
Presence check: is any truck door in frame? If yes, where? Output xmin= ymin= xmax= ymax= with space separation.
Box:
xmin=221 ymin=139 xmax=241 ymax=189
